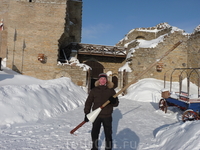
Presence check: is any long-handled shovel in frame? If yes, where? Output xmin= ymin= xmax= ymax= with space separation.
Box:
xmin=70 ymin=41 xmax=182 ymax=134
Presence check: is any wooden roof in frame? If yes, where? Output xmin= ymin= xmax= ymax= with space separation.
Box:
xmin=77 ymin=43 xmax=127 ymax=58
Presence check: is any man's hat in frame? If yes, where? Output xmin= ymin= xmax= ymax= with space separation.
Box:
xmin=98 ymin=73 xmax=107 ymax=79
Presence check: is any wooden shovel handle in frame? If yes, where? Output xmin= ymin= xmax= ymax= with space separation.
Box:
xmin=101 ymin=100 xmax=111 ymax=108
xmin=70 ymin=121 xmax=86 ymax=134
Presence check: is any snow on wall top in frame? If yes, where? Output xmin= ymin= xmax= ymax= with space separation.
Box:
xmin=128 ymin=22 xmax=183 ymax=35
xmin=118 ymin=23 xmax=185 ymax=72
xmin=194 ymin=25 xmax=200 ymax=33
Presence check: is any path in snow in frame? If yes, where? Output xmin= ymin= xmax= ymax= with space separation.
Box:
xmin=0 ymin=98 xmax=180 ymax=150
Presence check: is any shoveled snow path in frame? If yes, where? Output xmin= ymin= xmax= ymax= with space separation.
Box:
xmin=0 ymin=97 xmax=180 ymax=150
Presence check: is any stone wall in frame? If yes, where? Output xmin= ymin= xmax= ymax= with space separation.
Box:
xmin=116 ymin=25 xmax=200 ymax=91
xmin=116 ymin=27 xmax=171 ymax=48
xmin=187 ymin=31 xmax=200 ymax=85
xmin=118 ymin=31 xmax=200 ymax=91
xmin=56 ymin=64 xmax=87 ymax=87
xmin=58 ymin=0 xmax=82 ymax=49
xmin=78 ymin=55 xmax=126 ymax=76
xmin=6 ymin=1 xmax=66 ymax=77
xmin=187 ymin=32 xmax=200 ymax=67
xmin=1 ymin=0 xmax=84 ymax=84
xmin=119 ymin=30 xmax=189 ymax=86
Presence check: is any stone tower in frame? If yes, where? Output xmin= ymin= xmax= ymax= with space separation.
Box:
xmin=0 ymin=0 xmax=82 ymax=79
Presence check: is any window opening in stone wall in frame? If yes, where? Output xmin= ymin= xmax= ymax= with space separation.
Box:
xmin=84 ymin=60 xmax=104 ymax=89
xmin=112 ymin=76 xmax=118 ymax=89
xmin=29 ymin=0 xmax=32 ymax=2
xmin=136 ymin=36 xmax=145 ymax=40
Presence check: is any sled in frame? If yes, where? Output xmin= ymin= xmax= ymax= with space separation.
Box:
xmin=159 ymin=68 xmax=200 ymax=122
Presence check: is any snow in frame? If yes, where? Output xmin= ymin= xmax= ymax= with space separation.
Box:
xmin=120 ymin=33 xmax=167 ymax=73
xmin=106 ymin=71 xmax=113 ymax=76
xmin=127 ymin=22 xmax=183 ymax=36
xmin=119 ymin=23 xmax=188 ymax=73
xmin=136 ymin=35 xmax=165 ymax=48
xmin=0 ymin=65 xmax=200 ymax=149
xmin=194 ymin=25 xmax=200 ymax=33
xmin=57 ymin=57 xmax=91 ymax=71
xmin=118 ymin=62 xmax=132 ymax=72
xmin=123 ymin=23 xmax=186 ymax=59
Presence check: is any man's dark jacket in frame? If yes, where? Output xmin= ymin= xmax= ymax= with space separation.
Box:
xmin=84 ymin=80 xmax=119 ymax=118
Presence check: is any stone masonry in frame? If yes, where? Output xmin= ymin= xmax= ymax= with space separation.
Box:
xmin=0 ymin=0 xmax=88 ymax=86
xmin=116 ymin=23 xmax=200 ymax=88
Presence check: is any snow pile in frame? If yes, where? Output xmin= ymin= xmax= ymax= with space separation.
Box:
xmin=0 ymin=69 xmax=44 ymax=86
xmin=0 ymin=67 xmax=87 ymax=126
xmin=123 ymin=78 xmax=200 ymax=150
xmin=145 ymin=121 xmax=200 ymax=150
xmin=124 ymin=78 xmax=164 ymax=102
xmin=57 ymin=57 xmax=91 ymax=71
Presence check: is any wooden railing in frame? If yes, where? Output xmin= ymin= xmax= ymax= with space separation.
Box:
xmin=78 ymin=43 xmax=127 ymax=58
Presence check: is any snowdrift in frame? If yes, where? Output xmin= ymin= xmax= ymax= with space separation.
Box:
xmin=0 ymin=74 xmax=87 ymax=126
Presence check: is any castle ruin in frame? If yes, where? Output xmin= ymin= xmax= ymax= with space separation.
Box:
xmin=0 ymin=0 xmax=200 ymax=92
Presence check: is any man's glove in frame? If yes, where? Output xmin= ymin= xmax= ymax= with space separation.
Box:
xmin=84 ymin=114 xmax=89 ymax=122
xmin=109 ymin=96 xmax=117 ymax=104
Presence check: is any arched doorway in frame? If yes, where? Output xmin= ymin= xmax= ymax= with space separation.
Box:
xmin=136 ymin=36 xmax=145 ymax=40
xmin=84 ymin=60 xmax=104 ymax=89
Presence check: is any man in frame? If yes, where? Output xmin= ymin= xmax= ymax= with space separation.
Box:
xmin=84 ymin=73 xmax=119 ymax=150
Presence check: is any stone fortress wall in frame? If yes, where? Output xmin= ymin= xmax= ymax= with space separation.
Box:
xmin=116 ymin=23 xmax=200 ymax=87
xmin=0 ymin=0 xmax=88 ymax=87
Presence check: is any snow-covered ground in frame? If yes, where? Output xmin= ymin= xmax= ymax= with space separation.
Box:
xmin=0 ymin=66 xmax=200 ymax=150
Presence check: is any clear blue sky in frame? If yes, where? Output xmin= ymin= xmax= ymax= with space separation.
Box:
xmin=81 ymin=0 xmax=200 ymax=46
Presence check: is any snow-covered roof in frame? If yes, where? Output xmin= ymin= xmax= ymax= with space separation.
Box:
xmin=57 ymin=57 xmax=91 ymax=71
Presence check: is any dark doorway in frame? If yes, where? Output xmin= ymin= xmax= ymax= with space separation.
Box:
xmin=84 ymin=61 xmax=104 ymax=89
xmin=112 ymin=76 xmax=118 ymax=89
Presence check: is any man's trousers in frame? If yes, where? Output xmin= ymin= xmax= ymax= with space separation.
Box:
xmin=91 ymin=116 xmax=113 ymax=150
